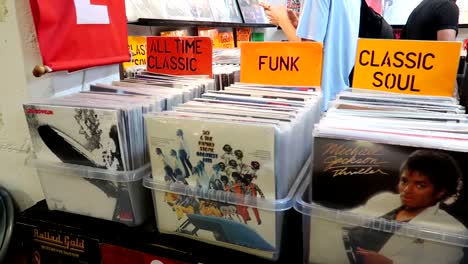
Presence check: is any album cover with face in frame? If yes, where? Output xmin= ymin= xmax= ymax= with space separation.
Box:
xmin=309 ymin=136 xmax=468 ymax=264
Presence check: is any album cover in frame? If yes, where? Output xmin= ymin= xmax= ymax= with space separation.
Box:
xmin=24 ymin=104 xmax=137 ymax=224
xmin=153 ymin=192 xmax=277 ymax=259
xmin=236 ymin=0 xmax=269 ymax=23
xmin=208 ymin=0 xmax=242 ymax=22
xmin=189 ymin=0 xmax=215 ymax=21
xmin=217 ymin=31 xmax=235 ymax=48
xmin=160 ymin=30 xmax=189 ymax=37
xmin=225 ymin=0 xmax=244 ymax=23
xmin=309 ymin=136 xmax=468 ymax=264
xmin=146 ymin=115 xmax=276 ymax=198
xmin=287 ymin=0 xmax=301 ymax=14
xmin=125 ymin=0 xmax=167 ymax=21
xmin=146 ymin=115 xmax=278 ymax=258
xmin=164 ymin=0 xmax=194 ymax=20
xmin=18 ymin=225 xmax=101 ymax=264
xmin=24 ymin=104 xmax=126 ymax=170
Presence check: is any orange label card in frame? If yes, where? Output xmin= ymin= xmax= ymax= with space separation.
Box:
xmin=353 ymin=39 xmax=461 ymax=96
xmin=147 ymin=37 xmax=212 ymax=77
xmin=217 ymin=32 xmax=235 ymax=49
xmin=123 ymin=36 xmax=147 ymax=71
xmin=240 ymin=42 xmax=323 ymax=86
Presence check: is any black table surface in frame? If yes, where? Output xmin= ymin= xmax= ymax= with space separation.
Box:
xmin=9 ymin=200 xmax=303 ymax=264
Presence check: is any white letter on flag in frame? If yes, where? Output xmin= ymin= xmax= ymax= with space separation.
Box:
xmin=74 ymin=0 xmax=110 ymax=24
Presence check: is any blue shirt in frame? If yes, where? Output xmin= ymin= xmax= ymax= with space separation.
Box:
xmin=296 ymin=0 xmax=361 ymax=110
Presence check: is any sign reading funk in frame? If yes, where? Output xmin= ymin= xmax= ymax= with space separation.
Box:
xmin=240 ymin=42 xmax=323 ymax=87
xmin=353 ymin=39 xmax=461 ymax=96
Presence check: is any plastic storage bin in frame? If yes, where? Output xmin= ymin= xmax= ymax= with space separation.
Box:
xmin=143 ymin=157 xmax=311 ymax=261
xmin=294 ymin=179 xmax=468 ymax=264
xmin=29 ymin=158 xmax=151 ymax=226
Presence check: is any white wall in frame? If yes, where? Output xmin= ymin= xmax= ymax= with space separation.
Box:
xmin=0 ymin=0 xmax=119 ymax=211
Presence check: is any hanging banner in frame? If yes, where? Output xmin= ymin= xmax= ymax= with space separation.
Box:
xmin=146 ymin=37 xmax=213 ymax=77
xmin=240 ymin=42 xmax=323 ymax=87
xmin=30 ymin=0 xmax=130 ymax=71
xmin=353 ymin=39 xmax=461 ymax=96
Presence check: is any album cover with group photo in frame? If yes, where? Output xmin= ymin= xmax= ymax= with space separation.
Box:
xmin=146 ymin=115 xmax=279 ymax=258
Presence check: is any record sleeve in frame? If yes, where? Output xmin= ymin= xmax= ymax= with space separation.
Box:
xmin=146 ymin=115 xmax=276 ymax=198
xmin=23 ymin=103 xmax=140 ymax=224
xmin=24 ymin=104 xmax=127 ymax=171
xmin=236 ymin=0 xmax=269 ymax=23
xmin=308 ymin=136 xmax=468 ymax=264
xmin=189 ymin=0 xmax=215 ymax=21
xmin=208 ymin=0 xmax=243 ymax=22
xmin=146 ymin=114 xmax=278 ymax=257
xmin=163 ymin=0 xmax=195 ymax=20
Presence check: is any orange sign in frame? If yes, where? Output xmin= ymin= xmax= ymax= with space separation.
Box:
xmin=240 ymin=42 xmax=323 ymax=86
xmin=123 ymin=36 xmax=146 ymax=70
xmin=147 ymin=37 xmax=212 ymax=77
xmin=353 ymin=39 xmax=461 ymax=96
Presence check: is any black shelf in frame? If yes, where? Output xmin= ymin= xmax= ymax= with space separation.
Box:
xmin=9 ymin=200 xmax=303 ymax=264
xmin=130 ymin=18 xmax=276 ymax=28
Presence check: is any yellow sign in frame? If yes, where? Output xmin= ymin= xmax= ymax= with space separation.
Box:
xmin=123 ymin=36 xmax=147 ymax=70
xmin=240 ymin=42 xmax=323 ymax=87
xmin=353 ymin=39 xmax=461 ymax=96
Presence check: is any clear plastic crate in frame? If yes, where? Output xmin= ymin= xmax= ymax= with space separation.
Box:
xmin=294 ymin=178 xmax=468 ymax=264
xmin=28 ymin=158 xmax=151 ymax=226
xmin=143 ymin=156 xmax=311 ymax=260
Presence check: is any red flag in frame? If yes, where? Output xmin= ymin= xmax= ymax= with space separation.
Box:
xmin=30 ymin=0 xmax=130 ymax=71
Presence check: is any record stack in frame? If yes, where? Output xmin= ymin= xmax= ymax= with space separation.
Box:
xmin=143 ymin=83 xmax=321 ymax=260
xmin=295 ymin=88 xmax=468 ymax=263
xmin=97 ymin=71 xmax=214 ymax=108
xmin=212 ymin=66 xmax=240 ymax=91
xmin=212 ymin=49 xmax=241 ymax=91
xmin=23 ymin=72 xmax=214 ymax=226
xmin=213 ymin=48 xmax=240 ymax=65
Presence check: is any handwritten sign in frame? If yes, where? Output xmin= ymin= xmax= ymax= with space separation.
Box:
xmin=353 ymin=39 xmax=461 ymax=96
xmin=123 ymin=36 xmax=146 ymax=70
xmin=147 ymin=37 xmax=212 ymax=77
xmin=240 ymin=42 xmax=323 ymax=86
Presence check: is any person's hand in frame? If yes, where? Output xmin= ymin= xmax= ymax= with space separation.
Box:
xmin=356 ymin=248 xmax=393 ymax=264
xmin=262 ymin=5 xmax=289 ymax=27
xmin=287 ymin=9 xmax=299 ymax=28
xmin=259 ymin=2 xmax=270 ymax=10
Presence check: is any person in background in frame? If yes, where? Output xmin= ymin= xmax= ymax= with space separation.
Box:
xmin=383 ymin=0 xmax=422 ymax=26
xmin=402 ymin=0 xmax=460 ymax=96
xmin=260 ymin=2 xmax=301 ymax=41
xmin=366 ymin=0 xmax=383 ymax=14
xmin=402 ymin=0 xmax=459 ymax=41
xmin=296 ymin=0 xmax=361 ymax=110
